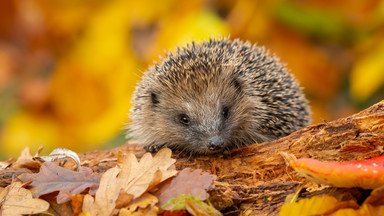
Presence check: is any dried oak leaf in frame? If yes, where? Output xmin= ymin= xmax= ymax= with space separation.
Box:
xmin=18 ymin=162 xmax=100 ymax=204
xmin=83 ymin=167 xmax=121 ymax=216
xmin=82 ymin=148 xmax=177 ymax=216
xmin=46 ymin=199 xmax=74 ymax=216
xmin=9 ymin=146 xmax=43 ymax=171
xmin=118 ymin=193 xmax=159 ymax=216
xmin=154 ymin=168 xmax=217 ymax=209
xmin=117 ymin=147 xmax=177 ymax=198
xmin=0 ymin=168 xmax=33 ymax=188
xmin=0 ymin=181 xmax=49 ymax=215
xmin=290 ymin=156 xmax=384 ymax=189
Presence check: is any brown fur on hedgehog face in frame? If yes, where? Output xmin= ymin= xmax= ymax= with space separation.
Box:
xmin=130 ymin=66 xmax=265 ymax=154
xmin=129 ymin=38 xmax=311 ymax=155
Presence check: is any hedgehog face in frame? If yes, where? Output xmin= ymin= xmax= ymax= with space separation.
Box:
xmin=143 ymin=71 xmax=257 ymax=154
xmin=157 ymin=92 xmax=234 ymax=153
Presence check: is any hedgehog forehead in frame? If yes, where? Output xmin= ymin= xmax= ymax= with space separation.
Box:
xmin=160 ymin=79 xmax=237 ymax=115
xmin=164 ymin=71 xmax=235 ymax=98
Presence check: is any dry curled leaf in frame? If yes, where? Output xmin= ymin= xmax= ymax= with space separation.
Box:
xmin=37 ymin=148 xmax=81 ymax=171
xmin=290 ymin=156 xmax=384 ymax=189
xmin=119 ymin=205 xmax=159 ymax=216
xmin=0 ymin=181 xmax=49 ymax=216
xmin=154 ymin=168 xmax=217 ymax=209
xmin=0 ymin=161 xmax=11 ymax=170
xmin=118 ymin=193 xmax=159 ymax=216
xmin=9 ymin=146 xmax=43 ymax=171
xmin=82 ymin=148 xmax=177 ymax=216
xmin=18 ymin=162 xmax=99 ymax=204
xmin=117 ymin=148 xmax=177 ymax=199
xmin=82 ymin=167 xmax=121 ymax=216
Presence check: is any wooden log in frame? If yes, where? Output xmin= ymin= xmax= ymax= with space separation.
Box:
xmin=1 ymin=100 xmax=383 ymax=215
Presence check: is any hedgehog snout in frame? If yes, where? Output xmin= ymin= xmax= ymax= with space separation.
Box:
xmin=207 ymin=136 xmax=225 ymax=151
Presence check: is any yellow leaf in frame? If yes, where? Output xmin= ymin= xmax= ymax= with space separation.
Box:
xmin=332 ymin=204 xmax=384 ymax=216
xmin=350 ymin=42 xmax=384 ymax=101
xmin=0 ymin=111 xmax=58 ymax=158
xmin=279 ymin=195 xmax=358 ymax=216
xmin=152 ymin=9 xmax=229 ymax=60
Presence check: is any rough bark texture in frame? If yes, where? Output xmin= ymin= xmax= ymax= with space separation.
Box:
xmin=1 ymin=100 xmax=383 ymax=215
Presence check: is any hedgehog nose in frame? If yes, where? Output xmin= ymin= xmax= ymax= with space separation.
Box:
xmin=208 ymin=137 xmax=224 ymax=151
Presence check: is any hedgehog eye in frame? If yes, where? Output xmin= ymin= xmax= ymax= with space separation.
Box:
xmin=222 ymin=107 xmax=229 ymax=119
xmin=179 ymin=114 xmax=190 ymax=125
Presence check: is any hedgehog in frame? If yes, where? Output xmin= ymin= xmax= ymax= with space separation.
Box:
xmin=128 ymin=37 xmax=311 ymax=155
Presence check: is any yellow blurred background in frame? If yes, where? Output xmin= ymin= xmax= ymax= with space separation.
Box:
xmin=0 ymin=0 xmax=383 ymax=159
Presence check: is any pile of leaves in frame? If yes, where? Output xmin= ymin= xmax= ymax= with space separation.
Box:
xmin=0 ymin=147 xmax=218 ymax=216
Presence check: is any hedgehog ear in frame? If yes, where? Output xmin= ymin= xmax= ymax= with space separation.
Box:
xmin=150 ymin=92 xmax=160 ymax=106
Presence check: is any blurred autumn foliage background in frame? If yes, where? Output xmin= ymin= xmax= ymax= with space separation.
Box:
xmin=0 ymin=0 xmax=383 ymax=159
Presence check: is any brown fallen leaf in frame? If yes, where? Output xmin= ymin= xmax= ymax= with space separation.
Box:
xmin=154 ymin=168 xmax=217 ymax=209
xmin=117 ymin=148 xmax=177 ymax=199
xmin=115 ymin=191 xmax=134 ymax=209
xmin=119 ymin=205 xmax=159 ymax=216
xmin=0 ymin=168 xmax=33 ymax=188
xmin=82 ymin=167 xmax=121 ymax=216
xmin=118 ymin=193 xmax=159 ymax=216
xmin=0 ymin=161 xmax=10 ymax=170
xmin=0 ymin=181 xmax=49 ymax=215
xmin=46 ymin=199 xmax=74 ymax=216
xmin=9 ymin=146 xmax=43 ymax=171
xmin=82 ymin=148 xmax=177 ymax=216
xmin=18 ymin=162 xmax=100 ymax=204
